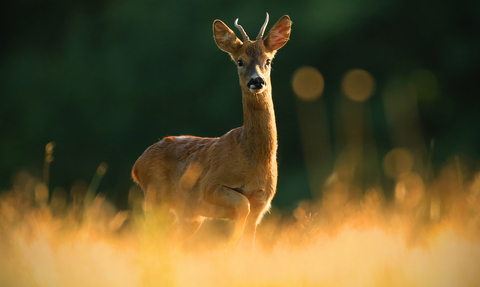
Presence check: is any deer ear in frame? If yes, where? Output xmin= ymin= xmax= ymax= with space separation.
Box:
xmin=264 ymin=15 xmax=291 ymax=51
xmin=213 ymin=20 xmax=243 ymax=54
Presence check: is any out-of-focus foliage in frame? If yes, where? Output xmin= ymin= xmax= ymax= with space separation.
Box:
xmin=1 ymin=0 xmax=479 ymax=208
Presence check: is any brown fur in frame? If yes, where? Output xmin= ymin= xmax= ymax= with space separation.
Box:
xmin=245 ymin=45 xmax=263 ymax=58
xmin=132 ymin=14 xmax=292 ymax=247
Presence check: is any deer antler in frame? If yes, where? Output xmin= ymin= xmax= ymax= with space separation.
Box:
xmin=234 ymin=18 xmax=250 ymax=42
xmin=256 ymin=13 xmax=269 ymax=41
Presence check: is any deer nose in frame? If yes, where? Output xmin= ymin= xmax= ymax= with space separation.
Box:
xmin=247 ymin=77 xmax=265 ymax=89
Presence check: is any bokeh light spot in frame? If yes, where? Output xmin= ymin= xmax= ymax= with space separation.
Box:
xmin=292 ymin=66 xmax=324 ymax=101
xmin=341 ymin=69 xmax=375 ymax=102
xmin=383 ymin=148 xmax=414 ymax=179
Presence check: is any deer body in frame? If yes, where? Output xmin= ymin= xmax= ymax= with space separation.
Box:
xmin=132 ymin=13 xmax=291 ymax=246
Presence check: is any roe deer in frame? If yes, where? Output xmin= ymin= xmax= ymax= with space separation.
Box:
xmin=132 ymin=13 xmax=291 ymax=247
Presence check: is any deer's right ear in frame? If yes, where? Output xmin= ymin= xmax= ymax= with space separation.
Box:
xmin=213 ymin=20 xmax=243 ymax=54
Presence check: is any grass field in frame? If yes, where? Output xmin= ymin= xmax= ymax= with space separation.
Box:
xmin=2 ymin=68 xmax=479 ymax=286
xmin=1 ymin=161 xmax=479 ymax=287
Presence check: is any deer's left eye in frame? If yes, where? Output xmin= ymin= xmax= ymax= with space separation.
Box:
xmin=266 ymin=59 xmax=271 ymax=66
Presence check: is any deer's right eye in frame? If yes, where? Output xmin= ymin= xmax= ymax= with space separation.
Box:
xmin=237 ymin=60 xmax=244 ymax=67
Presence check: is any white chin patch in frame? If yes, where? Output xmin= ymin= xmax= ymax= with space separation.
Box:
xmin=249 ymin=86 xmax=264 ymax=93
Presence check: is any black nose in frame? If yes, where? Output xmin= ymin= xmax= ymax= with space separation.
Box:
xmin=247 ymin=77 xmax=265 ymax=89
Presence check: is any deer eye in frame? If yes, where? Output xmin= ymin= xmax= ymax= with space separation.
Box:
xmin=237 ymin=60 xmax=244 ymax=67
xmin=266 ymin=59 xmax=271 ymax=66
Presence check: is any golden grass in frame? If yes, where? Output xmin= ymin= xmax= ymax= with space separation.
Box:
xmin=1 ymin=166 xmax=480 ymax=287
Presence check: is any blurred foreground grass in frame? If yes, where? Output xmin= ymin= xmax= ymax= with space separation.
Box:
xmin=1 ymin=160 xmax=480 ymax=287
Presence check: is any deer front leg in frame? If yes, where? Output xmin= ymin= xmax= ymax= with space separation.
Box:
xmin=242 ymin=200 xmax=270 ymax=248
xmin=200 ymin=186 xmax=251 ymax=245
xmin=242 ymin=174 xmax=277 ymax=248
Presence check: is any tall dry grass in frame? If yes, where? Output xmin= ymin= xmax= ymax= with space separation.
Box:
xmin=1 ymin=162 xmax=479 ymax=287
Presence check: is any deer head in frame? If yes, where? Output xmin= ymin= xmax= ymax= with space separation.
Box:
xmin=213 ymin=13 xmax=292 ymax=94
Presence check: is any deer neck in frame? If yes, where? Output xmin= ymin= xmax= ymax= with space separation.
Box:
xmin=241 ymin=85 xmax=277 ymax=163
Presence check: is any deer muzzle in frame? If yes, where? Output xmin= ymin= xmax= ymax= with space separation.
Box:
xmin=247 ymin=77 xmax=265 ymax=93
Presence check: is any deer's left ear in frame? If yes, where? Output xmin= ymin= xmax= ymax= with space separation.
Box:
xmin=264 ymin=15 xmax=292 ymax=51
xmin=213 ymin=20 xmax=243 ymax=54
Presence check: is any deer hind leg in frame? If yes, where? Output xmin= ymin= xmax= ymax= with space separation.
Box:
xmin=143 ymin=185 xmax=158 ymax=214
xmin=166 ymin=216 xmax=203 ymax=247
xmin=142 ymin=183 xmax=203 ymax=248
xmin=141 ymin=180 xmax=179 ymax=239
xmin=200 ymin=186 xmax=250 ymax=246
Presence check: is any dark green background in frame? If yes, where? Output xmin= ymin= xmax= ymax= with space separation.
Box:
xmin=1 ymin=0 xmax=479 ymax=209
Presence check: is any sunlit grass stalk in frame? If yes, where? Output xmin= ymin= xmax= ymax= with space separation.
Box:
xmin=43 ymin=142 xmax=55 ymax=189
xmin=84 ymin=162 xmax=108 ymax=210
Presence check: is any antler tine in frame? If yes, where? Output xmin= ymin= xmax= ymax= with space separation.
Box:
xmin=256 ymin=12 xmax=269 ymax=41
xmin=234 ymin=18 xmax=250 ymax=42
